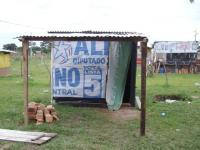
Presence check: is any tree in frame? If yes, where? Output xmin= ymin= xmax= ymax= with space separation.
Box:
xmin=3 ymin=43 xmax=17 ymax=51
xmin=190 ymin=0 xmax=194 ymax=3
xmin=31 ymin=46 xmax=41 ymax=53
xmin=40 ymin=41 xmax=51 ymax=53
xmin=29 ymin=42 xmax=41 ymax=55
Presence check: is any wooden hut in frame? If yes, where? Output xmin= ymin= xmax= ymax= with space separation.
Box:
xmin=153 ymin=41 xmax=199 ymax=73
xmin=0 ymin=49 xmax=16 ymax=76
xmin=18 ymin=31 xmax=148 ymax=135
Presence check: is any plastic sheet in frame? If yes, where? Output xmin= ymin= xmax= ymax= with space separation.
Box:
xmin=106 ymin=42 xmax=132 ymax=110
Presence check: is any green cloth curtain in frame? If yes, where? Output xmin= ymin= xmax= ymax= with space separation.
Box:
xmin=106 ymin=41 xmax=132 ymax=110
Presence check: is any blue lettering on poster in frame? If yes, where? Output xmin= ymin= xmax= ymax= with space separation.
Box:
xmin=68 ymin=68 xmax=80 ymax=87
xmin=52 ymin=41 xmax=109 ymax=98
xmin=55 ymin=68 xmax=66 ymax=87
xmin=83 ymin=66 xmax=102 ymax=98
xmin=74 ymin=41 xmax=89 ymax=55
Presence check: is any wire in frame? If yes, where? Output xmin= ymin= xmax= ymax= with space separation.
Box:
xmin=0 ymin=19 xmax=45 ymax=30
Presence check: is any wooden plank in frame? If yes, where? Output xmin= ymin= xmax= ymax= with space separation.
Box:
xmin=0 ymin=132 xmax=44 ymax=141
xmin=31 ymin=133 xmax=57 ymax=145
xmin=0 ymin=129 xmax=57 ymax=138
xmin=0 ymin=129 xmax=57 ymax=145
xmin=0 ymin=136 xmax=34 ymax=143
xmin=43 ymin=133 xmax=57 ymax=137
xmin=0 ymin=129 xmax=45 ymax=140
xmin=0 ymin=135 xmax=55 ymax=145
xmin=31 ymin=136 xmax=53 ymax=145
xmin=0 ymin=129 xmax=44 ymax=136
xmin=0 ymin=134 xmax=42 ymax=141
xmin=0 ymin=136 xmax=52 ymax=145
xmin=22 ymin=39 xmax=29 ymax=126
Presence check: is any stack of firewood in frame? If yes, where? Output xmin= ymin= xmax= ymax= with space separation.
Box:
xmin=28 ymin=102 xmax=59 ymax=125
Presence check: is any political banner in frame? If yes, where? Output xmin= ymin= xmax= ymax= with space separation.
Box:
xmin=51 ymin=41 xmax=109 ymax=98
xmin=153 ymin=41 xmax=199 ymax=53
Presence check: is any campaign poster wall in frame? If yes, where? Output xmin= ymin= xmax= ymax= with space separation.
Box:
xmin=51 ymin=41 xmax=109 ymax=98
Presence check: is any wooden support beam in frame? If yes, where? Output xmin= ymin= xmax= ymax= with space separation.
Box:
xmin=130 ymin=42 xmax=137 ymax=106
xmin=140 ymin=38 xmax=148 ymax=136
xmin=22 ymin=39 xmax=29 ymax=126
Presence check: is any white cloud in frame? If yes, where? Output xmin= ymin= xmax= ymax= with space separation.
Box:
xmin=0 ymin=0 xmax=200 ymax=48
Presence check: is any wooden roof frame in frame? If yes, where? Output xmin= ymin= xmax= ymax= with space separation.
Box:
xmin=20 ymin=35 xmax=148 ymax=136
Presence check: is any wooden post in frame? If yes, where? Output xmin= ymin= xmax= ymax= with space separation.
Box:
xmin=140 ymin=38 xmax=148 ymax=136
xmin=20 ymin=56 xmax=23 ymax=77
xmin=130 ymin=41 xmax=137 ymax=106
xmin=22 ymin=39 xmax=29 ymax=126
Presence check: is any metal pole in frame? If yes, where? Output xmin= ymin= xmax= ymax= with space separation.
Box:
xmin=22 ymin=39 xmax=29 ymax=126
xmin=140 ymin=38 xmax=148 ymax=136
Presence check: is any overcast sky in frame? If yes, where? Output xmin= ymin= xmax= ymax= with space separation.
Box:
xmin=0 ymin=0 xmax=200 ymax=48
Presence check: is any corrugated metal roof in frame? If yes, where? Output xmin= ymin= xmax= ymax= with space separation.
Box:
xmin=48 ymin=30 xmax=143 ymax=35
xmin=0 ymin=49 xmax=16 ymax=53
xmin=18 ymin=31 xmax=146 ymax=41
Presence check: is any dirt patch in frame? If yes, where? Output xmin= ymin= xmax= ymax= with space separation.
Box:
xmin=97 ymin=106 xmax=140 ymax=121
xmin=71 ymin=116 xmax=81 ymax=124
xmin=154 ymin=94 xmax=191 ymax=102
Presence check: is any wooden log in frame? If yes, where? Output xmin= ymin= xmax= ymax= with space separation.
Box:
xmin=22 ymin=39 xmax=29 ymax=126
xmin=140 ymin=38 xmax=148 ymax=136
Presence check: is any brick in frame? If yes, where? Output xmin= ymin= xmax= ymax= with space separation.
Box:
xmin=36 ymin=110 xmax=44 ymax=122
xmin=51 ymin=112 xmax=59 ymax=121
xmin=46 ymin=105 xmax=55 ymax=113
xmin=38 ymin=103 xmax=45 ymax=111
xmin=44 ymin=108 xmax=50 ymax=115
xmin=45 ymin=114 xmax=53 ymax=123
xmin=28 ymin=102 xmax=38 ymax=120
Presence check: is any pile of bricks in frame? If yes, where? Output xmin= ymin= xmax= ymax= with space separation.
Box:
xmin=28 ymin=102 xmax=59 ymax=125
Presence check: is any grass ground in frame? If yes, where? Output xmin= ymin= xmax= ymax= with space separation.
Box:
xmin=0 ymin=57 xmax=200 ymax=150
